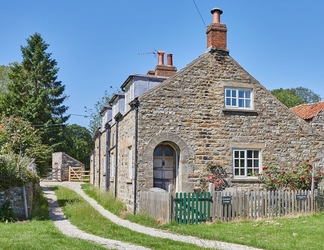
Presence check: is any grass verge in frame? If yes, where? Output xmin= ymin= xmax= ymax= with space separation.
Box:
xmin=55 ymin=186 xmax=210 ymax=250
xmin=0 ymin=190 xmax=112 ymax=250
xmin=82 ymin=183 xmax=324 ymax=250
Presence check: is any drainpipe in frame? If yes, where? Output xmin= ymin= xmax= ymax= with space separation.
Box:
xmin=105 ymin=123 xmax=111 ymax=191
xmin=114 ymin=112 xmax=123 ymax=197
xmin=98 ymin=131 xmax=101 ymax=188
xmin=92 ymin=150 xmax=95 ymax=185
xmin=130 ymin=98 xmax=140 ymax=214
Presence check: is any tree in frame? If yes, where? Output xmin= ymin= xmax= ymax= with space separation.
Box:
xmin=0 ymin=65 xmax=11 ymax=93
xmin=0 ymin=116 xmax=51 ymax=176
xmin=271 ymin=87 xmax=322 ymax=108
xmin=61 ymin=124 xmax=94 ymax=169
xmin=0 ymin=33 xmax=69 ymax=152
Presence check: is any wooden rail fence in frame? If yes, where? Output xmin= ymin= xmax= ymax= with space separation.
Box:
xmin=68 ymin=166 xmax=90 ymax=182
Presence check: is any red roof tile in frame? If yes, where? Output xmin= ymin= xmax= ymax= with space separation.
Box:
xmin=290 ymin=101 xmax=324 ymax=120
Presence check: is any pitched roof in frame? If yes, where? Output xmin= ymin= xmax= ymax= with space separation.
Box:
xmin=290 ymin=101 xmax=324 ymax=120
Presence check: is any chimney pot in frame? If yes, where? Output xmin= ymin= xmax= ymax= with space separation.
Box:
xmin=211 ymin=8 xmax=223 ymax=23
xmin=157 ymin=51 xmax=165 ymax=65
xmin=167 ymin=54 xmax=173 ymax=66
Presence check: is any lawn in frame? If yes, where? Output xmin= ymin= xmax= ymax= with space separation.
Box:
xmin=82 ymin=183 xmax=324 ymax=250
xmin=54 ymin=186 xmax=210 ymax=250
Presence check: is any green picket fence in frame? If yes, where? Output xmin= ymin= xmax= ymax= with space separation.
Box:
xmin=174 ymin=192 xmax=212 ymax=224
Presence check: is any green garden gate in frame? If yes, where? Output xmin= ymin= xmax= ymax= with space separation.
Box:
xmin=174 ymin=192 xmax=212 ymax=224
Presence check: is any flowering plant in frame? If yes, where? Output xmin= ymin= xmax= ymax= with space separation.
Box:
xmin=259 ymin=160 xmax=324 ymax=190
xmin=205 ymin=162 xmax=228 ymax=191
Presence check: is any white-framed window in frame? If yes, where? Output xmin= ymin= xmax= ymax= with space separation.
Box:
xmin=128 ymin=146 xmax=132 ymax=179
xmin=233 ymin=149 xmax=260 ymax=178
xmin=225 ymin=88 xmax=252 ymax=109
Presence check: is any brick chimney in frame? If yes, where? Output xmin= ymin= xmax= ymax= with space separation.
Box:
xmin=147 ymin=51 xmax=177 ymax=77
xmin=206 ymin=8 xmax=227 ymax=49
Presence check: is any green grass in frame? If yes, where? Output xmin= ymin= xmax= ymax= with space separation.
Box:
xmin=82 ymin=184 xmax=324 ymax=250
xmin=55 ymin=186 xmax=210 ymax=250
xmin=0 ymin=190 xmax=113 ymax=250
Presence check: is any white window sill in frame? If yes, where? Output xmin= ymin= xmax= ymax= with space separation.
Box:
xmin=232 ymin=178 xmax=261 ymax=183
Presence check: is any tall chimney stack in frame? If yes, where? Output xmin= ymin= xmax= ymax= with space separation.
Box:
xmin=206 ymin=8 xmax=227 ymax=49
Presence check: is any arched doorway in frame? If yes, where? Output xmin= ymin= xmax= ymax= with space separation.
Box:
xmin=153 ymin=144 xmax=176 ymax=190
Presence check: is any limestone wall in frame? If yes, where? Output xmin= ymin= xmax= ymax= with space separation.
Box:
xmin=0 ymin=182 xmax=39 ymax=219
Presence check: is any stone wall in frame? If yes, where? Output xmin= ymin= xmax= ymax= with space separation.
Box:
xmin=310 ymin=110 xmax=324 ymax=133
xmin=0 ymin=182 xmax=39 ymax=219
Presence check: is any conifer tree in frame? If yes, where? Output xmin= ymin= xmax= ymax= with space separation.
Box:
xmin=0 ymin=33 xmax=69 ymax=152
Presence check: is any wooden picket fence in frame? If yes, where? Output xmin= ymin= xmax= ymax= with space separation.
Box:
xmin=138 ymin=188 xmax=322 ymax=224
xmin=138 ymin=190 xmax=172 ymax=223
xmin=213 ymin=189 xmax=318 ymax=222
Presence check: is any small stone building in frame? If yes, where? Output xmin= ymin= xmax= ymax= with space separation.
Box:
xmin=52 ymin=152 xmax=85 ymax=181
xmin=91 ymin=8 xmax=324 ymax=211
xmin=291 ymin=101 xmax=324 ymax=132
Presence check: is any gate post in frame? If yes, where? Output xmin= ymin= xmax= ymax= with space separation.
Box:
xmin=208 ymin=183 xmax=214 ymax=221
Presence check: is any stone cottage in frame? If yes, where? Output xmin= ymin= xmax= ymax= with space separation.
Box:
xmin=91 ymin=8 xmax=324 ymax=212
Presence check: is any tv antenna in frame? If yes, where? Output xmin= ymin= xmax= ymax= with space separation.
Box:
xmin=138 ymin=49 xmax=158 ymax=57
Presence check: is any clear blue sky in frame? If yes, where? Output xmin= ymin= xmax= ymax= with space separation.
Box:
xmin=1 ymin=1 xmax=324 ymax=129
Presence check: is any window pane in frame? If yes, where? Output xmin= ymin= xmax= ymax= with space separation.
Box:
xmin=238 ymin=90 xmax=244 ymax=98
xmin=245 ymin=100 xmax=251 ymax=108
xmin=240 ymin=169 xmax=245 ymax=175
xmin=247 ymin=169 xmax=252 ymax=176
xmin=254 ymin=160 xmax=259 ymax=167
xmin=234 ymin=151 xmax=239 ymax=158
xmin=226 ymin=89 xmax=231 ymax=97
xmin=232 ymin=99 xmax=236 ymax=106
xmin=247 ymin=150 xmax=252 ymax=158
xmin=247 ymin=159 xmax=252 ymax=167
xmin=240 ymin=159 xmax=245 ymax=167
xmin=235 ymin=159 xmax=239 ymax=167
xmin=240 ymin=151 xmax=245 ymax=158
xmin=226 ymin=98 xmax=231 ymax=106
xmin=245 ymin=90 xmax=251 ymax=98
xmin=235 ymin=169 xmax=239 ymax=175
xmin=164 ymin=146 xmax=173 ymax=156
xmin=232 ymin=90 xmax=236 ymax=97
xmin=239 ymin=99 xmax=244 ymax=107
xmin=253 ymin=150 xmax=259 ymax=158
xmin=153 ymin=146 xmax=162 ymax=156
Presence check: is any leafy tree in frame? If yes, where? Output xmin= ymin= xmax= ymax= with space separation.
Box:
xmin=61 ymin=124 xmax=94 ymax=169
xmin=85 ymin=88 xmax=116 ymax=135
xmin=271 ymin=87 xmax=322 ymax=108
xmin=0 ymin=33 xmax=69 ymax=152
xmin=0 ymin=116 xmax=51 ymax=176
xmin=0 ymin=65 xmax=11 ymax=93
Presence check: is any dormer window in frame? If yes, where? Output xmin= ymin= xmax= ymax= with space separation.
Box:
xmin=225 ymin=88 xmax=252 ymax=109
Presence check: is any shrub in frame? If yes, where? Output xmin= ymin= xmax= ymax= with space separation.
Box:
xmin=259 ymin=160 xmax=324 ymax=190
xmin=200 ymin=162 xmax=228 ymax=191
xmin=0 ymin=200 xmax=17 ymax=223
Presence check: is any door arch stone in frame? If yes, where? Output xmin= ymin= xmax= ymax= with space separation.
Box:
xmin=142 ymin=132 xmax=192 ymax=192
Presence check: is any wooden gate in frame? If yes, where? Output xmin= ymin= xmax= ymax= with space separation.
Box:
xmin=174 ymin=192 xmax=212 ymax=224
xmin=68 ymin=166 xmax=90 ymax=182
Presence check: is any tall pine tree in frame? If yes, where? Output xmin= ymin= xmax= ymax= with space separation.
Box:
xmin=0 ymin=33 xmax=69 ymax=152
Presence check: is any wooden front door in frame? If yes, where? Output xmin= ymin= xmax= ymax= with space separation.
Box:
xmin=153 ymin=144 xmax=175 ymax=190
